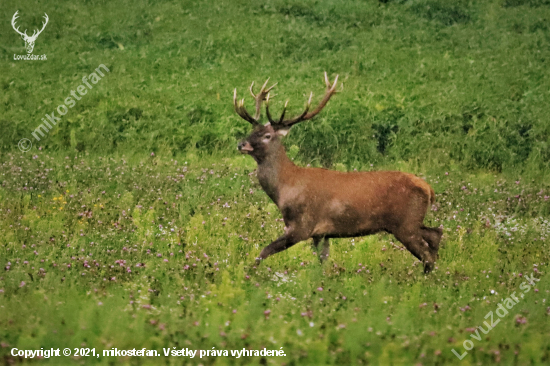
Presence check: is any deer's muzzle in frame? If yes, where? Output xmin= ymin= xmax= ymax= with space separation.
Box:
xmin=238 ymin=141 xmax=253 ymax=154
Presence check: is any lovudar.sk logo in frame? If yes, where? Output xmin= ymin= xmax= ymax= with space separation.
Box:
xmin=12 ymin=10 xmax=48 ymax=61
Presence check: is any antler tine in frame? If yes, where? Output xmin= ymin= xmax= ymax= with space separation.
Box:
xmin=273 ymin=72 xmax=338 ymax=129
xmin=325 ymin=71 xmax=330 ymax=87
xmin=239 ymin=98 xmax=258 ymax=124
xmin=251 ymin=78 xmax=277 ymax=120
xmin=234 ymin=78 xmax=277 ymax=126
xmin=277 ymin=92 xmax=312 ymax=126
xmin=265 ymin=93 xmax=276 ymax=124
xmin=264 ymin=80 xmax=278 ymax=93
xmin=233 ymin=88 xmax=259 ymax=126
xmin=252 ymin=80 xmax=266 ymax=120
xmin=11 ymin=11 xmax=27 ymax=37
xmin=278 ymin=100 xmax=289 ymax=123
xmin=250 ymin=78 xmax=275 ymax=97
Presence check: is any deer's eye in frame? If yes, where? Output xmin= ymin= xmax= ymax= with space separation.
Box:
xmin=264 ymin=134 xmax=272 ymax=140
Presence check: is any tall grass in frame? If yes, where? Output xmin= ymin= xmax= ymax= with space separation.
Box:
xmin=1 ymin=0 xmax=550 ymax=174
xmin=1 ymin=0 xmax=550 ymax=365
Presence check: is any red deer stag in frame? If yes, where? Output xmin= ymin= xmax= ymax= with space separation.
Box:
xmin=234 ymin=73 xmax=442 ymax=273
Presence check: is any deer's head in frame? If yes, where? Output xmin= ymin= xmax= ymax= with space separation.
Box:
xmin=12 ymin=11 xmax=49 ymax=54
xmin=234 ymin=73 xmax=339 ymax=163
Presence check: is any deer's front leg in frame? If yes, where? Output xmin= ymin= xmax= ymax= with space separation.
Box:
xmin=256 ymin=226 xmax=308 ymax=265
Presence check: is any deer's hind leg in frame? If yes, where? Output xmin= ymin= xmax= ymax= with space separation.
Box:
xmin=392 ymin=193 xmax=438 ymax=273
xmin=393 ymin=229 xmax=437 ymax=273
xmin=421 ymin=226 xmax=443 ymax=252
xmin=312 ymin=236 xmax=330 ymax=263
xmin=319 ymin=238 xmax=330 ymax=263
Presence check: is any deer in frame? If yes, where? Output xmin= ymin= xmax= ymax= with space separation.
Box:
xmin=233 ymin=73 xmax=442 ymax=273
xmin=11 ymin=11 xmax=49 ymax=54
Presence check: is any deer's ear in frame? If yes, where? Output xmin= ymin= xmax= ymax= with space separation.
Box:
xmin=276 ymin=127 xmax=290 ymax=137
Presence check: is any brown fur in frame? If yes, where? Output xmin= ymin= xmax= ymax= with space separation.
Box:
xmin=234 ymin=74 xmax=442 ymax=273
xmin=239 ymin=124 xmax=442 ymax=273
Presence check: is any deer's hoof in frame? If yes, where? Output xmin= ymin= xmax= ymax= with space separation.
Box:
xmin=423 ymin=261 xmax=435 ymax=274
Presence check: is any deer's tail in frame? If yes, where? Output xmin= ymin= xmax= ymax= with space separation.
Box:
xmin=407 ymin=173 xmax=436 ymax=209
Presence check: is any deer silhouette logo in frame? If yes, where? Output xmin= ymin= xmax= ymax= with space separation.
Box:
xmin=11 ymin=11 xmax=49 ymax=54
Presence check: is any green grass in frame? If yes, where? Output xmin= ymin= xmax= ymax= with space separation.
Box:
xmin=1 ymin=0 xmax=550 ymax=364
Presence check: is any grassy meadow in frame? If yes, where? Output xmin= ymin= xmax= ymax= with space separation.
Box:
xmin=1 ymin=0 xmax=550 ymax=364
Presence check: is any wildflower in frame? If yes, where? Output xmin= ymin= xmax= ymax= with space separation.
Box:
xmin=515 ymin=315 xmax=527 ymax=325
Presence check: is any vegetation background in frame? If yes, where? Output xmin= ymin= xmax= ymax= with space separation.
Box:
xmin=0 ymin=0 xmax=550 ymax=364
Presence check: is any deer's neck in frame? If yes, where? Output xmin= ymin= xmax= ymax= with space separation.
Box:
xmin=256 ymin=145 xmax=296 ymax=205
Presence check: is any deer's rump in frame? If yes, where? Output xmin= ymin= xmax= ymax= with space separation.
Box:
xmin=286 ymin=169 xmax=435 ymax=238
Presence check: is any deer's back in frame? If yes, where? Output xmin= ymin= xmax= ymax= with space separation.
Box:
xmin=279 ymin=168 xmax=433 ymax=237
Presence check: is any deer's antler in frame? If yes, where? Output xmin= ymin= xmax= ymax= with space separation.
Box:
xmin=233 ymin=79 xmax=277 ymax=126
xmin=268 ymin=72 xmax=339 ymax=130
xmin=234 ymin=72 xmax=339 ymax=129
